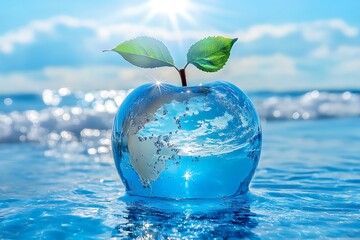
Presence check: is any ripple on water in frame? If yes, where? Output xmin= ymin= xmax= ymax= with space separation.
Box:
xmin=0 ymin=114 xmax=359 ymax=238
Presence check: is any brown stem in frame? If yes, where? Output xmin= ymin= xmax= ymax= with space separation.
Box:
xmin=179 ymin=68 xmax=187 ymax=87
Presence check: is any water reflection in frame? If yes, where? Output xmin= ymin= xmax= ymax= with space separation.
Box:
xmin=112 ymin=195 xmax=258 ymax=239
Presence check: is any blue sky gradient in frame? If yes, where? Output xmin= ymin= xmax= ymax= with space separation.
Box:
xmin=1 ymin=0 xmax=360 ymax=92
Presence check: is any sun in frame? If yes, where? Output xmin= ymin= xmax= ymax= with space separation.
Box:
xmin=145 ymin=0 xmax=195 ymax=26
xmin=116 ymin=0 xmax=213 ymax=42
xmin=120 ymin=0 xmax=201 ymax=31
xmin=148 ymin=0 xmax=190 ymax=16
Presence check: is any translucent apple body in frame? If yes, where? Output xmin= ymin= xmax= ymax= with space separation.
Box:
xmin=112 ymin=81 xmax=262 ymax=199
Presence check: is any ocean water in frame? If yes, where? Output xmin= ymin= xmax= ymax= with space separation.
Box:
xmin=0 ymin=87 xmax=359 ymax=239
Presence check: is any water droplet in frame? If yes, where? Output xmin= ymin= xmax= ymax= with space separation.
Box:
xmin=4 ymin=98 xmax=12 ymax=105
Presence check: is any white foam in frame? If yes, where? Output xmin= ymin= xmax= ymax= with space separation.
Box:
xmin=256 ymin=90 xmax=360 ymax=120
xmin=0 ymin=90 xmax=359 ymax=146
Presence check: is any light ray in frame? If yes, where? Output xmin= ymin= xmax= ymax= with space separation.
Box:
xmin=115 ymin=0 xmax=217 ymax=49
xmin=119 ymin=0 xmax=212 ymax=32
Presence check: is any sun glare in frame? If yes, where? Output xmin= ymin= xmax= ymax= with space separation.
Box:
xmin=145 ymin=0 xmax=196 ymax=29
xmin=145 ymin=0 xmax=195 ymax=28
xmin=148 ymin=0 xmax=189 ymax=16
xmin=118 ymin=0 xmax=214 ymax=43
xmin=184 ymin=170 xmax=191 ymax=181
xmin=117 ymin=0 xmax=217 ymax=42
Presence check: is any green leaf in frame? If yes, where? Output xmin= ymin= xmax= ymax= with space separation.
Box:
xmin=111 ymin=36 xmax=175 ymax=68
xmin=186 ymin=36 xmax=237 ymax=72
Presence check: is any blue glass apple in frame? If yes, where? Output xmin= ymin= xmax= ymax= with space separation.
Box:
xmin=107 ymin=36 xmax=262 ymax=199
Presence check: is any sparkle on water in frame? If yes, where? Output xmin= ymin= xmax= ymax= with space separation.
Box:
xmin=184 ymin=170 xmax=191 ymax=181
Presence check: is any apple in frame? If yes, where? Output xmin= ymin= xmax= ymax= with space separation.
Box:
xmin=106 ymin=36 xmax=262 ymax=199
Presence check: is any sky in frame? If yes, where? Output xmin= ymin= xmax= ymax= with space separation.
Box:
xmin=1 ymin=0 xmax=360 ymax=93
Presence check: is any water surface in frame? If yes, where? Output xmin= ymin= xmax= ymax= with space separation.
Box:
xmin=0 ymin=89 xmax=359 ymax=238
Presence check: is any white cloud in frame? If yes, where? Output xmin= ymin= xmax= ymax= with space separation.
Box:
xmin=310 ymin=45 xmax=360 ymax=59
xmin=336 ymin=45 xmax=360 ymax=57
xmin=333 ymin=59 xmax=360 ymax=75
xmin=309 ymin=45 xmax=331 ymax=58
xmin=235 ymin=19 xmax=358 ymax=43
xmin=0 ymin=66 xmax=183 ymax=93
xmin=309 ymin=44 xmax=360 ymax=77
xmin=1 ymin=52 xmax=360 ymax=94
xmin=0 ymin=54 xmax=322 ymax=93
xmin=1 ymin=15 xmax=359 ymax=92
xmin=1 ymin=16 xmax=358 ymax=54
xmin=183 ymin=54 xmax=301 ymax=90
xmin=226 ymin=54 xmax=297 ymax=76
xmin=0 ymin=16 xmax=96 ymax=54
xmin=0 ymin=66 xmax=179 ymax=93
xmin=98 ymin=18 xmax=359 ymax=43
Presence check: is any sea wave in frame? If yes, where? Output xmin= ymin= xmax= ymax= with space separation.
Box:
xmin=255 ymin=90 xmax=360 ymax=120
xmin=0 ymin=89 xmax=359 ymax=144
